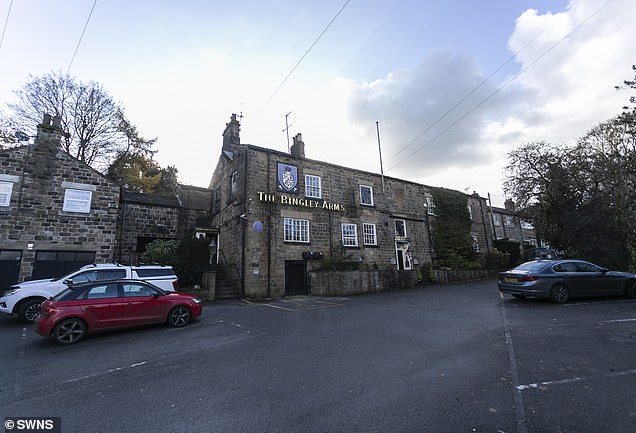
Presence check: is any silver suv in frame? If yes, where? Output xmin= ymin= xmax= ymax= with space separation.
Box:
xmin=0 ymin=263 xmax=178 ymax=323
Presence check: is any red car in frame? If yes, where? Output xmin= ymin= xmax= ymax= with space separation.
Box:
xmin=35 ymin=280 xmax=203 ymax=344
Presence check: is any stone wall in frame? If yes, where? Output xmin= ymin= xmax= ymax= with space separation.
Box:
xmin=0 ymin=118 xmax=120 ymax=281
xmin=309 ymin=270 xmax=417 ymax=296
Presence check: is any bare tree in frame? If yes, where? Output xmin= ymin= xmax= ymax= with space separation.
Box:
xmin=7 ymin=71 xmax=145 ymax=171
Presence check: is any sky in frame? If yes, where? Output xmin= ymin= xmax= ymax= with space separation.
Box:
xmin=0 ymin=0 xmax=634 ymax=207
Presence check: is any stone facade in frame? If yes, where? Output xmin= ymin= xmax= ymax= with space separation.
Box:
xmin=0 ymin=115 xmax=120 ymax=282
xmin=490 ymin=199 xmax=542 ymax=251
xmin=209 ymin=115 xmax=495 ymax=299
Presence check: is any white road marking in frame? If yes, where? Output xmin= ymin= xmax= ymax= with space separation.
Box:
xmin=516 ymin=368 xmax=636 ymax=391
xmin=63 ymin=361 xmax=148 ymax=384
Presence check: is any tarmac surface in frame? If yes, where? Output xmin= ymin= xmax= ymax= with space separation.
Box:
xmin=1 ymin=278 xmax=635 ymax=432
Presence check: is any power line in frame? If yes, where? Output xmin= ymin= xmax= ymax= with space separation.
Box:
xmin=385 ymin=28 xmax=547 ymax=166
xmin=262 ymin=0 xmax=351 ymax=109
xmin=0 ymin=0 xmax=13 ymax=52
xmin=66 ymin=0 xmax=98 ymax=76
xmin=386 ymin=0 xmax=616 ymax=173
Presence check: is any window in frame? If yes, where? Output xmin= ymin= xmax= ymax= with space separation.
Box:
xmin=467 ymin=205 xmax=473 ymax=221
xmin=284 ymin=218 xmax=309 ymax=243
xmin=425 ymin=196 xmax=436 ymax=215
xmin=63 ymin=189 xmax=92 ymax=213
xmin=341 ymin=223 xmax=358 ymax=247
xmin=493 ymin=214 xmax=501 ymax=226
xmin=394 ymin=219 xmax=406 ymax=237
xmin=123 ymin=282 xmax=158 ymax=297
xmin=471 ymin=234 xmax=480 ymax=253
xmin=521 ymin=220 xmax=534 ymax=230
xmin=505 ymin=215 xmax=515 ymax=228
xmin=0 ymin=181 xmax=13 ymax=207
xmin=84 ymin=283 xmax=119 ymax=299
xmin=363 ymin=223 xmax=377 ymax=246
xmin=305 ymin=175 xmax=322 ymax=198
xmin=359 ymin=185 xmax=374 ymax=206
xmin=230 ymin=171 xmax=238 ymax=199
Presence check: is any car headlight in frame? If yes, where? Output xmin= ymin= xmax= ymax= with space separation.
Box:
xmin=191 ymin=298 xmax=202 ymax=304
xmin=3 ymin=288 xmax=21 ymax=297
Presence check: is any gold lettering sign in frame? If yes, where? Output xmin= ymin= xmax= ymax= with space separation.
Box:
xmin=257 ymin=192 xmax=345 ymax=212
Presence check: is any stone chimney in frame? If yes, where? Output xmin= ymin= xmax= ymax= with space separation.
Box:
xmin=504 ymin=199 xmax=516 ymax=211
xmin=290 ymin=133 xmax=305 ymax=158
xmin=35 ymin=114 xmax=63 ymax=150
xmin=222 ymin=113 xmax=241 ymax=152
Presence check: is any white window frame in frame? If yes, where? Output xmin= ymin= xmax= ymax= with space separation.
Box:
xmin=467 ymin=204 xmax=473 ymax=221
xmin=426 ymin=196 xmax=436 ymax=215
xmin=471 ymin=234 xmax=480 ymax=253
xmin=359 ymin=185 xmax=374 ymax=206
xmin=341 ymin=223 xmax=358 ymax=247
xmin=284 ymin=218 xmax=310 ymax=243
xmin=505 ymin=215 xmax=515 ymax=228
xmin=521 ymin=220 xmax=534 ymax=230
xmin=305 ymin=174 xmax=322 ymax=199
xmin=493 ymin=214 xmax=501 ymax=226
xmin=394 ymin=219 xmax=407 ymax=238
xmin=0 ymin=181 xmax=13 ymax=207
xmin=362 ymin=223 xmax=377 ymax=246
xmin=63 ymin=189 xmax=92 ymax=213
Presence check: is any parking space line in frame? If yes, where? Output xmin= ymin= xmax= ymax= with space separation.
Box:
xmin=516 ymin=368 xmax=636 ymax=391
xmin=500 ymin=292 xmax=529 ymax=433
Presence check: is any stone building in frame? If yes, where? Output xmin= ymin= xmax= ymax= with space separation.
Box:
xmin=0 ymin=115 xmax=120 ymax=289
xmin=490 ymin=199 xmax=542 ymax=251
xmin=209 ymin=114 xmax=495 ymax=298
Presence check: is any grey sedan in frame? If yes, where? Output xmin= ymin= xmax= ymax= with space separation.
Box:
xmin=498 ymin=259 xmax=636 ymax=303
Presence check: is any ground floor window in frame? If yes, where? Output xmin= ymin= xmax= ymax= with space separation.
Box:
xmin=363 ymin=223 xmax=377 ymax=245
xmin=32 ymin=250 xmax=96 ymax=279
xmin=284 ymin=218 xmax=310 ymax=243
xmin=341 ymin=223 xmax=358 ymax=247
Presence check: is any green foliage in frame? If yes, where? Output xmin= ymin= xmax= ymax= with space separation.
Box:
xmin=485 ymin=250 xmax=510 ymax=271
xmin=143 ymin=235 xmax=210 ymax=285
xmin=319 ymin=243 xmax=360 ymax=271
xmin=493 ymin=238 xmax=521 ymax=266
xmin=106 ymin=153 xmax=179 ymax=195
xmin=504 ymin=111 xmax=636 ymax=269
xmin=430 ymin=188 xmax=475 ymax=269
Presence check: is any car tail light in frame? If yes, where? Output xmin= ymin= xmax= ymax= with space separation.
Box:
xmin=172 ymin=279 xmax=180 ymax=290
xmin=520 ymin=275 xmax=539 ymax=282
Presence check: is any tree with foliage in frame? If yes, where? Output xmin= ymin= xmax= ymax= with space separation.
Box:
xmin=615 ymin=64 xmax=635 ymax=111
xmin=106 ymin=153 xmax=178 ymax=195
xmin=430 ymin=188 xmax=476 ymax=269
xmin=504 ymin=111 xmax=636 ymax=270
xmin=143 ymin=235 xmax=210 ymax=285
xmin=6 ymin=71 xmax=154 ymax=171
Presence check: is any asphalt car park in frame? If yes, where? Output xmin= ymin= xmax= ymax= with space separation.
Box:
xmin=1 ymin=280 xmax=635 ymax=433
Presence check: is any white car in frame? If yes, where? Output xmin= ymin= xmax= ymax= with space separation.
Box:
xmin=0 ymin=263 xmax=178 ymax=323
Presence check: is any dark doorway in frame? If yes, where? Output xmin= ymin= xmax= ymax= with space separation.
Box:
xmin=32 ymin=250 xmax=96 ymax=280
xmin=0 ymin=250 xmax=22 ymax=289
xmin=285 ymin=260 xmax=307 ymax=296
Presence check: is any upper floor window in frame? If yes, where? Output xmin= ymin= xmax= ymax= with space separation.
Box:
xmin=284 ymin=218 xmax=310 ymax=243
xmin=395 ymin=219 xmax=406 ymax=237
xmin=359 ymin=185 xmax=374 ymax=206
xmin=467 ymin=204 xmax=473 ymax=221
xmin=505 ymin=215 xmax=515 ymax=228
xmin=363 ymin=223 xmax=377 ymax=246
xmin=0 ymin=181 xmax=13 ymax=207
xmin=63 ymin=189 xmax=92 ymax=213
xmin=425 ymin=196 xmax=436 ymax=215
xmin=230 ymin=170 xmax=238 ymax=199
xmin=305 ymin=175 xmax=322 ymax=199
xmin=521 ymin=220 xmax=534 ymax=230
xmin=341 ymin=223 xmax=358 ymax=247
xmin=493 ymin=214 xmax=501 ymax=226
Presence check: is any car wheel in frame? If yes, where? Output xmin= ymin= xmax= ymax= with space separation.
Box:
xmin=167 ymin=306 xmax=192 ymax=328
xmin=512 ymin=294 xmax=527 ymax=299
xmin=550 ymin=283 xmax=569 ymax=304
xmin=52 ymin=318 xmax=87 ymax=344
xmin=17 ymin=299 xmax=43 ymax=323
xmin=625 ymin=280 xmax=636 ymax=298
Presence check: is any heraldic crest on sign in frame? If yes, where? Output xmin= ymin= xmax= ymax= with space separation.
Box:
xmin=277 ymin=162 xmax=298 ymax=193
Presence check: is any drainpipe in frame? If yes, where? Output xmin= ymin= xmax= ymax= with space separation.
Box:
xmin=240 ymin=146 xmax=248 ymax=298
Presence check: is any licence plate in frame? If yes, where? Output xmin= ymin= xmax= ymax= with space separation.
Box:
xmin=504 ymin=277 xmax=517 ymax=283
